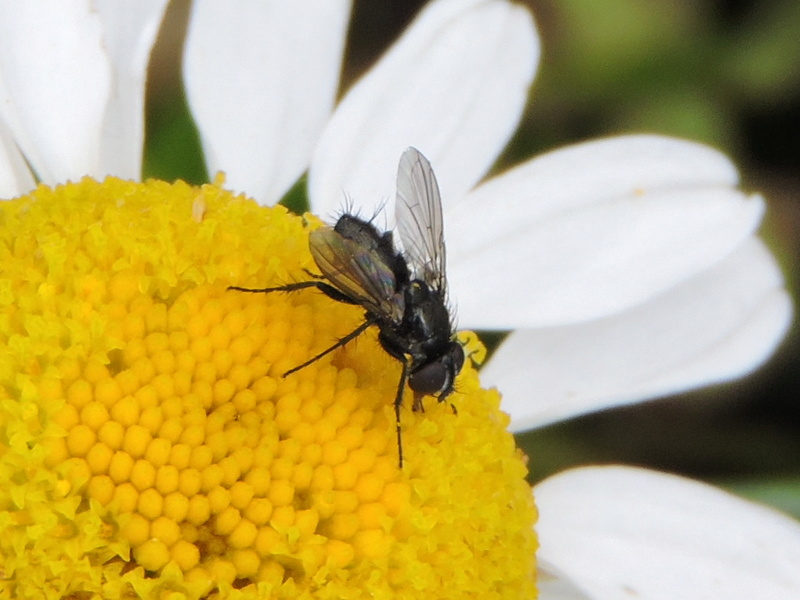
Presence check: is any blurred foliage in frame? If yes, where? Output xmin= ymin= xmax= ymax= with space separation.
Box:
xmin=280 ymin=174 xmax=310 ymax=215
xmin=503 ymin=0 xmax=800 ymax=164
xmin=722 ymin=477 xmax=800 ymax=519
xmin=144 ymin=90 xmax=207 ymax=184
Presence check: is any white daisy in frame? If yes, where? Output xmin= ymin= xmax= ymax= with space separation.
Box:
xmin=0 ymin=0 xmax=796 ymax=597
xmin=0 ymin=0 xmax=168 ymax=193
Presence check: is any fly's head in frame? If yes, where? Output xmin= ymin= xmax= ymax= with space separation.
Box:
xmin=408 ymin=340 xmax=465 ymax=409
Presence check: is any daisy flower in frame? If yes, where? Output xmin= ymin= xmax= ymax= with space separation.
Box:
xmin=0 ymin=1 xmax=797 ymax=599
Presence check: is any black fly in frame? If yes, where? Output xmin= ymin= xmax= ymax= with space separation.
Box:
xmin=230 ymin=148 xmax=464 ymax=468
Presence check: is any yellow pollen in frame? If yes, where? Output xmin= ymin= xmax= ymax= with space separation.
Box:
xmin=0 ymin=176 xmax=537 ymax=599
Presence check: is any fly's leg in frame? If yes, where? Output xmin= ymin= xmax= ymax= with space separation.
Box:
xmin=228 ymin=281 xmax=321 ymax=294
xmin=229 ymin=282 xmax=372 ymax=375
xmin=229 ymin=278 xmax=358 ymax=306
xmin=393 ymin=356 xmax=411 ymax=469
xmin=284 ymin=319 xmax=372 ymax=376
xmin=228 ymin=279 xmax=354 ymax=303
xmin=436 ymin=388 xmax=458 ymax=415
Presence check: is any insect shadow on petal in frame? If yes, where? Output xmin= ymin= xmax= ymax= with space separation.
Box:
xmin=230 ymin=148 xmax=464 ymax=468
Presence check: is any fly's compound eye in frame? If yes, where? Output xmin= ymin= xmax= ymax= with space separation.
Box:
xmin=409 ymin=361 xmax=449 ymax=396
xmin=408 ymin=342 xmax=465 ymax=398
xmin=449 ymin=342 xmax=465 ymax=374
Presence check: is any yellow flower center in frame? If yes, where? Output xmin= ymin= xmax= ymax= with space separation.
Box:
xmin=0 ymin=177 xmax=537 ymax=599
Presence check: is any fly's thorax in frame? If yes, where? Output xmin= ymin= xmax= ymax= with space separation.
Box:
xmin=334 ymin=215 xmax=409 ymax=285
xmin=334 ymin=215 xmax=386 ymax=252
xmin=403 ymin=280 xmax=453 ymax=346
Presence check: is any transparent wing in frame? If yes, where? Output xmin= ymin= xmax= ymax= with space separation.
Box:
xmin=395 ymin=147 xmax=447 ymax=294
xmin=309 ymin=226 xmax=404 ymax=323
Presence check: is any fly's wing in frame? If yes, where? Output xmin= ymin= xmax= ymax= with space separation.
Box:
xmin=395 ymin=147 xmax=447 ymax=294
xmin=309 ymin=226 xmax=404 ymax=323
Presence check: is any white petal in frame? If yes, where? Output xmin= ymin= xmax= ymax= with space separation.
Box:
xmin=447 ymin=135 xmax=761 ymax=328
xmin=94 ymin=0 xmax=168 ymax=179
xmin=534 ymin=466 xmax=800 ymax=600
xmin=482 ymin=238 xmax=792 ymax=431
xmin=309 ymin=0 xmax=538 ymax=219
xmin=451 ymin=135 xmax=739 ymax=250
xmin=0 ymin=0 xmax=111 ymax=184
xmin=537 ymin=563 xmax=593 ymax=600
xmin=0 ymin=118 xmax=35 ymax=198
xmin=184 ymin=0 xmax=351 ymax=204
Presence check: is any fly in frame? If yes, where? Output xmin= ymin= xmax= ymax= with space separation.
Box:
xmin=230 ymin=147 xmax=464 ymax=468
